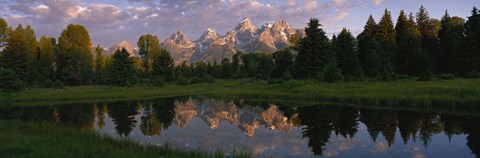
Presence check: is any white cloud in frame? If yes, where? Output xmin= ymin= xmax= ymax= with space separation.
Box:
xmin=305 ymin=0 xmax=318 ymax=12
xmin=372 ymin=0 xmax=384 ymax=5
xmin=333 ymin=0 xmax=347 ymax=6
xmin=2 ymin=0 xmax=363 ymax=47
xmin=336 ymin=9 xmax=348 ymax=19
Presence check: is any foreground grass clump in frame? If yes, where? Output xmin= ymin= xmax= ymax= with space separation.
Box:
xmin=0 ymin=120 xmax=253 ymax=158
xmin=0 ymin=79 xmax=479 ymax=106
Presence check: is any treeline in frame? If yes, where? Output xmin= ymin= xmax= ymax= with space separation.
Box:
xmin=0 ymin=6 xmax=479 ymax=91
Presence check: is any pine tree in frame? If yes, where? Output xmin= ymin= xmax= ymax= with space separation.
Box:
xmin=241 ymin=53 xmax=259 ymax=77
xmin=272 ymin=48 xmax=294 ymax=78
xmin=358 ymin=15 xmax=382 ymax=78
xmin=0 ymin=69 xmax=25 ymax=92
xmin=256 ymin=53 xmax=273 ymax=80
xmin=57 ymin=24 xmax=94 ymax=85
xmin=438 ymin=11 xmax=465 ymax=73
xmin=221 ymin=58 xmax=233 ymax=78
xmin=376 ymin=9 xmax=396 ymax=79
xmin=152 ymin=49 xmax=174 ymax=80
xmin=321 ymin=62 xmax=343 ymax=83
xmin=334 ymin=28 xmax=363 ymax=80
xmin=295 ymin=18 xmax=331 ymax=79
xmin=107 ymin=48 xmax=136 ymax=86
xmin=232 ymin=51 xmax=243 ymax=77
xmin=464 ymin=7 xmax=480 ymax=72
xmin=395 ymin=10 xmax=429 ymax=75
xmin=416 ymin=6 xmax=440 ymax=72
xmin=0 ymin=25 xmax=29 ymax=81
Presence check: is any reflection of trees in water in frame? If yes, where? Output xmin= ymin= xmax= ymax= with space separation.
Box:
xmin=332 ymin=106 xmax=359 ymax=138
xmin=295 ymin=104 xmax=480 ymax=157
xmin=139 ymin=98 xmax=176 ymax=136
xmin=57 ymin=103 xmax=95 ymax=131
xmin=1 ymin=99 xmax=480 ymax=157
xmin=297 ymin=105 xmax=335 ymax=156
xmin=380 ymin=111 xmax=398 ymax=147
xmin=398 ymin=110 xmax=423 ymax=144
xmin=418 ymin=114 xmax=443 ymax=147
xmin=358 ymin=108 xmax=398 ymax=146
xmin=359 ymin=108 xmax=383 ymax=142
xmin=96 ymin=103 xmax=108 ymax=129
xmin=152 ymin=98 xmax=176 ymax=130
xmin=462 ymin=116 xmax=480 ymax=157
xmin=140 ymin=103 xmax=161 ymax=136
xmin=107 ymin=101 xmax=139 ymax=137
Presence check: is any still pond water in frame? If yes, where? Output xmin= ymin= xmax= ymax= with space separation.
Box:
xmin=1 ymin=97 xmax=479 ymax=157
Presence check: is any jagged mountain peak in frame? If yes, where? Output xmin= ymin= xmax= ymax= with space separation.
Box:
xmin=235 ymin=17 xmax=256 ymax=32
xmin=197 ymin=27 xmax=219 ymax=46
xmin=109 ymin=40 xmax=136 ymax=56
xmin=207 ymin=27 xmax=215 ymax=32
xmin=273 ymin=20 xmax=289 ymax=29
xmin=163 ymin=18 xmax=303 ymax=63
xmin=171 ymin=30 xmax=187 ymax=39
xmin=199 ymin=28 xmax=218 ymax=40
xmin=167 ymin=30 xmax=194 ymax=47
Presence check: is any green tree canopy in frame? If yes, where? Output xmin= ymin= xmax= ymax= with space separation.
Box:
xmin=272 ymin=48 xmax=294 ymax=78
xmin=1 ymin=25 xmax=29 ymax=81
xmin=152 ymin=48 xmax=174 ymax=80
xmin=334 ymin=28 xmax=362 ymax=80
xmin=57 ymin=24 xmax=94 ymax=85
xmin=438 ymin=11 xmax=465 ymax=73
xmin=295 ymin=18 xmax=331 ymax=79
xmin=376 ymin=9 xmax=396 ymax=79
xmin=395 ymin=10 xmax=429 ymax=75
xmin=137 ymin=34 xmax=161 ymax=76
xmin=358 ymin=15 xmax=382 ymax=78
xmin=107 ymin=48 xmax=137 ymax=86
xmin=464 ymin=7 xmax=480 ymax=72
xmin=34 ymin=36 xmax=56 ymax=82
xmin=94 ymin=45 xmax=107 ymax=84
xmin=416 ymin=6 xmax=441 ymax=72
xmin=0 ymin=18 xmax=8 ymax=49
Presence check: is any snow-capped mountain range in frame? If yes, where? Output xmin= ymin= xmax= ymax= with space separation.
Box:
xmin=108 ymin=17 xmax=304 ymax=64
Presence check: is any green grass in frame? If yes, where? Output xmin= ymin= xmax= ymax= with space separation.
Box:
xmin=0 ymin=79 xmax=479 ymax=106
xmin=0 ymin=120 xmax=253 ymax=158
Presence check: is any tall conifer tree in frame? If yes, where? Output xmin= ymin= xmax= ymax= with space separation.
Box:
xmin=376 ymin=9 xmax=396 ymax=79
xmin=358 ymin=15 xmax=382 ymax=77
xmin=296 ymin=18 xmax=330 ymax=79
xmin=334 ymin=28 xmax=362 ymax=79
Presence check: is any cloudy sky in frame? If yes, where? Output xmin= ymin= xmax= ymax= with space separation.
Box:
xmin=0 ymin=0 xmax=478 ymax=48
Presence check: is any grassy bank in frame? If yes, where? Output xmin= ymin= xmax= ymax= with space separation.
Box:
xmin=0 ymin=120 xmax=252 ymax=158
xmin=0 ymin=79 xmax=479 ymax=106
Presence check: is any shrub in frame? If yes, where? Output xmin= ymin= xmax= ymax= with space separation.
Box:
xmin=44 ymin=79 xmax=54 ymax=88
xmin=191 ymin=75 xmax=215 ymax=84
xmin=438 ymin=73 xmax=456 ymax=80
xmin=321 ymin=62 xmax=343 ymax=83
xmin=52 ymin=80 xmax=65 ymax=89
xmin=267 ymin=78 xmax=283 ymax=84
xmin=282 ymin=70 xmax=293 ymax=81
xmin=417 ymin=69 xmax=433 ymax=81
xmin=151 ymin=77 xmax=165 ymax=87
xmin=465 ymin=69 xmax=480 ymax=78
xmin=176 ymin=76 xmax=188 ymax=85
xmin=0 ymin=69 xmax=26 ymax=92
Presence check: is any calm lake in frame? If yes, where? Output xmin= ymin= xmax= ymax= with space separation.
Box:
xmin=1 ymin=97 xmax=479 ymax=158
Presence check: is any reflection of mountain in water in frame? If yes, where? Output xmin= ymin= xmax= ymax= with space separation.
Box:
xmin=1 ymin=97 xmax=480 ymax=157
xmin=174 ymin=98 xmax=297 ymax=137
